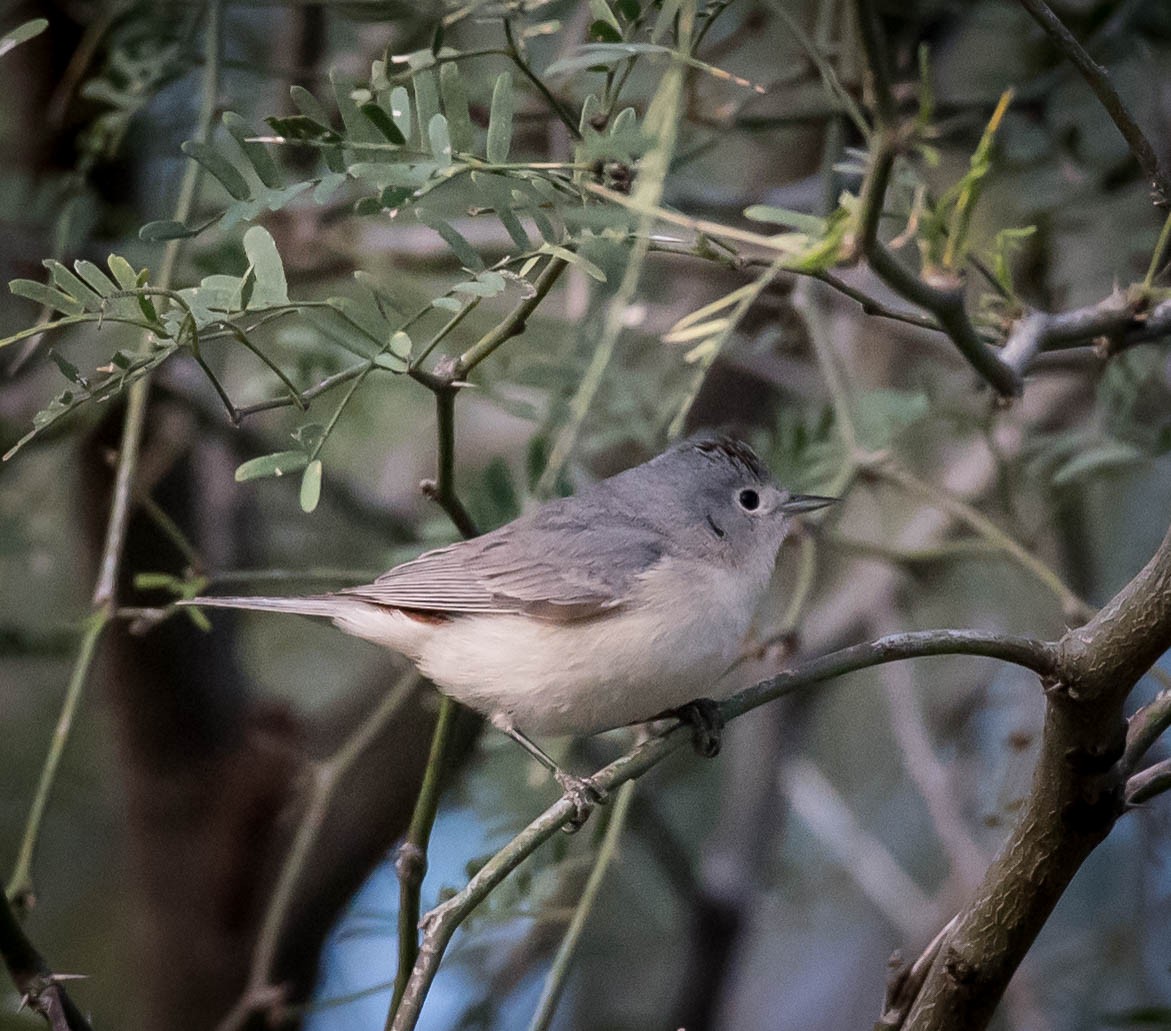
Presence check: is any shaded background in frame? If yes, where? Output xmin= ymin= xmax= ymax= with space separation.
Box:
xmin=3 ymin=1 xmax=1171 ymax=1029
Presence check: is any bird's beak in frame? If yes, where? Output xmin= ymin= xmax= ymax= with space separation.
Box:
xmin=779 ymin=493 xmax=837 ymax=514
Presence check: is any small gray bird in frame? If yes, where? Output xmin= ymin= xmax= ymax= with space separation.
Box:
xmin=186 ymin=436 xmax=832 ymax=807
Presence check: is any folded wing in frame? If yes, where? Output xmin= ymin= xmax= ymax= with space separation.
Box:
xmin=340 ymin=504 xmax=665 ymax=621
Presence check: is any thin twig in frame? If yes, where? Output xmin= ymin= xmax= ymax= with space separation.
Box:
xmin=6 ymin=614 xmax=107 ymax=911
xmin=873 ymin=459 xmax=1089 ymax=621
xmin=999 ymin=293 xmax=1171 ymax=374
xmin=388 ymin=696 xmax=458 ymax=1020
xmin=1017 ymin=0 xmax=1170 ymax=207
xmin=1125 ymin=757 xmax=1171 ymax=806
xmin=216 ymin=674 xmax=418 ymax=1031
xmin=456 ymin=256 xmax=569 ymax=377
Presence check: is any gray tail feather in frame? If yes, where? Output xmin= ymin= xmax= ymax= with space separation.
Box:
xmin=180 ymin=595 xmax=349 ymax=619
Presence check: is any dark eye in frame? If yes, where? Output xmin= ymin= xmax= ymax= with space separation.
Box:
xmin=737 ymin=488 xmax=760 ymax=511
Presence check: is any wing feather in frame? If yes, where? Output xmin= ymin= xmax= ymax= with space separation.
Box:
xmin=340 ymin=501 xmax=665 ymax=620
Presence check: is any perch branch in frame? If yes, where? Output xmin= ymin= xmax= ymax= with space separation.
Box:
xmin=388 ymin=628 xmax=1056 ymax=1031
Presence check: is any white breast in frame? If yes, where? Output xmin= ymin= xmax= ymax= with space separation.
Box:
xmin=332 ymin=554 xmax=771 ymax=737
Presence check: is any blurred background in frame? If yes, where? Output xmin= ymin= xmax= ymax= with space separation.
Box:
xmin=3 ymin=1 xmax=1171 ymax=1029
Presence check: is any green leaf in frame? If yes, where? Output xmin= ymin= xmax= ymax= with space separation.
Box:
xmin=314 ymin=172 xmax=347 ymax=203
xmin=389 ymin=86 xmax=413 ymax=142
xmin=588 ymin=0 xmax=623 ymax=34
xmin=241 ymin=225 xmax=289 ymax=306
xmin=292 ymin=423 xmax=326 ymax=452
xmin=181 ymin=140 xmax=251 ymax=201
xmin=428 ymin=113 xmax=452 ymax=168
xmin=0 ymin=18 xmax=48 ymax=59
xmin=219 ymin=182 xmax=313 ymax=231
xmin=234 ymin=450 xmax=309 ymax=482
xmin=9 ymin=279 xmax=85 ymax=316
xmin=439 ymin=62 xmax=473 ymax=153
xmin=265 ymin=114 xmax=341 ymax=144
xmin=48 ymin=348 xmax=85 ymax=385
xmin=223 ymin=111 xmax=283 ymax=188
xmin=139 ymin=219 xmax=198 ymax=242
xmin=486 ymin=72 xmax=513 ymax=164
xmin=300 ymin=459 xmax=323 ymax=513
xmin=360 ymin=101 xmax=407 ymax=144
xmin=290 ymin=83 xmax=330 ymax=123
xmin=538 ymin=243 xmax=606 ymax=282
xmin=44 ymin=259 xmax=103 ymax=311
xmin=416 ymin=209 xmax=485 ymax=270
xmin=744 ymin=204 xmax=826 ymax=235
xmin=472 ymin=172 xmax=530 ymax=250
xmin=413 ymin=69 xmax=441 ymax=145
xmin=107 ymin=254 xmax=140 ymax=291
xmin=332 ymin=70 xmax=378 ymax=143
xmin=652 ymin=0 xmax=682 ymax=41
xmin=73 ymin=259 xmax=118 ymax=298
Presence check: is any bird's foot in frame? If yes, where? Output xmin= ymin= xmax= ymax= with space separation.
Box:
xmin=674 ymin=697 xmax=725 ymax=758
xmin=554 ymin=770 xmax=607 ymax=832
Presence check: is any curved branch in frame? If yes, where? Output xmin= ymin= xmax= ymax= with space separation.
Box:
xmin=388 ymin=628 xmax=1055 ymax=1031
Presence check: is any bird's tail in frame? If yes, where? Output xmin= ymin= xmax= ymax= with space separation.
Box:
xmin=179 ymin=594 xmax=349 ymax=619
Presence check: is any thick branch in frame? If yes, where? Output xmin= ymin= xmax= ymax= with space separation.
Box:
xmin=1000 ymin=293 xmax=1171 ymax=375
xmin=904 ymin=521 xmax=1171 ymax=1030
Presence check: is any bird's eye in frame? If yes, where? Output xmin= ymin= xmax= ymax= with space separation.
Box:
xmin=737 ymin=488 xmax=760 ymax=511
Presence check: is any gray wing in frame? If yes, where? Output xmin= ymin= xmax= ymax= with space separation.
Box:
xmin=340 ymin=501 xmax=666 ymax=621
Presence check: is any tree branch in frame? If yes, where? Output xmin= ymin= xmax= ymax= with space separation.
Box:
xmin=1017 ymin=0 xmax=1171 ymax=207
xmin=903 ymin=521 xmax=1171 ymax=1030
xmin=0 ymin=890 xmax=92 ymax=1031
xmin=388 ymin=627 xmax=1056 ymax=1031
xmin=850 ymin=0 xmax=1021 ymax=397
xmin=1000 ymin=293 xmax=1171 ymax=375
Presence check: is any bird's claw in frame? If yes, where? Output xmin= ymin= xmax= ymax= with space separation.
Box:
xmin=676 ymin=697 xmax=725 ymax=758
xmin=555 ymin=771 xmax=607 ymax=832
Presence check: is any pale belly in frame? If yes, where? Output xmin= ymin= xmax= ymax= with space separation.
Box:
xmin=418 ymin=559 xmax=763 ymax=736
xmin=330 ymin=555 xmax=772 ymax=737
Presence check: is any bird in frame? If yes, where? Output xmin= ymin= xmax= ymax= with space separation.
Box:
xmin=184 ymin=436 xmax=833 ymax=814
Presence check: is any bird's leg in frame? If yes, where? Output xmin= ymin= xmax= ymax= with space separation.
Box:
xmin=494 ymin=718 xmax=606 ymax=830
xmin=669 ymin=697 xmax=725 ymax=758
